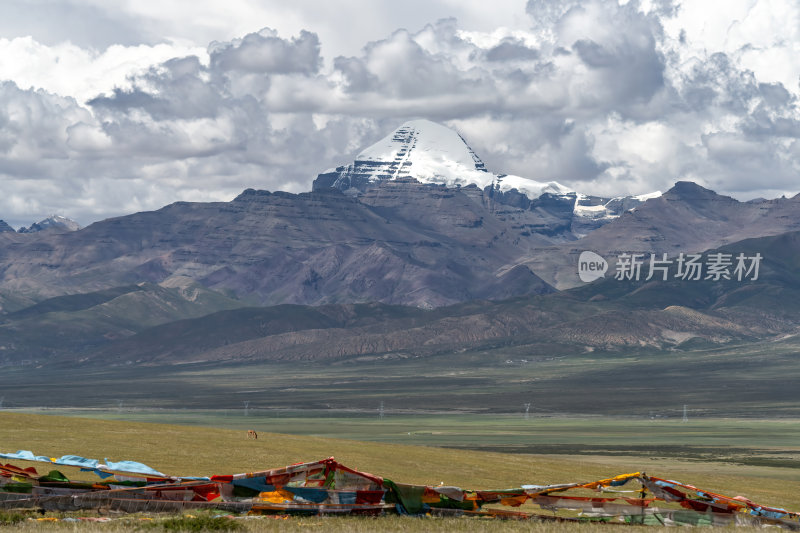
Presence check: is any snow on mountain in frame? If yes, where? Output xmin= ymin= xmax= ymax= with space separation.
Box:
xmin=313 ymin=119 xmax=659 ymax=227
xmin=315 ymin=119 xmax=574 ymax=198
xmin=573 ymin=201 xmax=610 ymax=219
xmin=18 ymin=215 xmax=81 ymax=233
xmin=631 ymin=191 xmax=663 ymax=202
xmin=493 ymin=174 xmax=573 ymax=199
xmin=574 ymin=191 xmax=663 ymax=220
xmin=355 ymin=119 xmax=491 ymax=187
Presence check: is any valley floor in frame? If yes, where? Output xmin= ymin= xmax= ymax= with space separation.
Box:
xmin=2 ymin=412 xmax=799 ymax=530
xmin=2 ymin=340 xmax=800 ymax=529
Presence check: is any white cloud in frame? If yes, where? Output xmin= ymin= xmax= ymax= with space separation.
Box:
xmin=662 ymin=0 xmax=800 ymax=91
xmin=0 ymin=0 xmax=799 ymax=228
xmin=0 ymin=36 xmax=204 ymax=102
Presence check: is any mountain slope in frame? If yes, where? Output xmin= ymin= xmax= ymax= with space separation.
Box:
xmin=525 ymin=182 xmax=800 ymax=288
xmin=52 ymin=229 xmax=800 ymax=368
xmin=0 ymin=186 xmax=554 ymax=310
xmin=0 ymin=280 xmax=245 ymax=366
xmin=567 ymin=229 xmax=800 ymax=320
xmin=574 ymin=181 xmax=800 ymax=253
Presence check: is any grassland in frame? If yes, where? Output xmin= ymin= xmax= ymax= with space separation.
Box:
xmin=3 ymin=337 xmax=800 ymax=530
xmin=2 ymin=412 xmax=800 ymax=530
xmin=4 ymin=333 xmax=800 ymax=418
xmin=12 ymin=408 xmax=800 ymax=470
xmin=0 ymin=514 xmax=694 ymax=533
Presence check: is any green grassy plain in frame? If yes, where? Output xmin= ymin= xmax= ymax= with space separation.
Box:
xmin=13 ymin=408 xmax=800 ymax=470
xmin=2 ymin=413 xmax=800 ymax=523
xmin=5 ymin=335 xmax=800 ymax=417
xmin=3 ymin=337 xmax=800 ymax=530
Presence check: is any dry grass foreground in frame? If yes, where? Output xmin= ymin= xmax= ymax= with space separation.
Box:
xmin=5 ymin=515 xmax=739 ymax=533
xmin=1 ymin=411 xmax=798 ymax=531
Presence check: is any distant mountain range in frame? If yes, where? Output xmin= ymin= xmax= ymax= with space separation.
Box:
xmin=0 ymin=215 xmax=81 ymax=234
xmin=0 ymin=119 xmax=798 ymax=368
xmin=525 ymin=180 xmax=800 ymax=289
xmin=5 ymin=228 xmax=799 ymax=368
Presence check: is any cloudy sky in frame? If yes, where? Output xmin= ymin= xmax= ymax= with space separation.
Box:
xmin=0 ymin=0 xmax=798 ymax=227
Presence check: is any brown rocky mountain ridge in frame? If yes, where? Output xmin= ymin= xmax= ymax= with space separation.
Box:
xmin=82 ymin=227 xmax=800 ymax=367
xmin=524 ymin=181 xmax=800 ymax=288
xmin=0 ymin=182 xmax=557 ymax=311
xmin=2 ymin=180 xmax=798 ymax=309
xmin=1 ymin=179 xmax=800 ymax=367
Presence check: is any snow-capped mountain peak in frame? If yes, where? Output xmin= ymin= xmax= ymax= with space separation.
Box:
xmin=314 ymin=119 xmax=572 ymax=198
xmin=18 ymin=215 xmax=81 ymax=233
xmin=355 ymin=119 xmax=489 ymax=186
xmin=312 ymin=119 xmax=661 ymax=239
